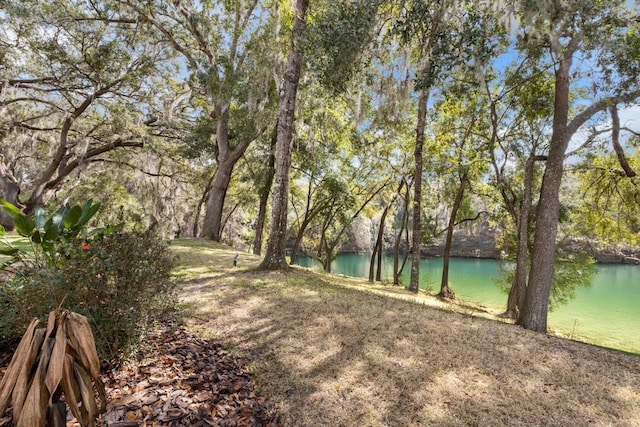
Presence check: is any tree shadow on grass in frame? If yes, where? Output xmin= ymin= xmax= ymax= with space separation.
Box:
xmin=182 ymin=269 xmax=640 ymax=426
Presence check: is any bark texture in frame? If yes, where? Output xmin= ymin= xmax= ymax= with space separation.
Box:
xmin=518 ymin=55 xmax=573 ymax=332
xmin=0 ymin=155 xmax=22 ymax=230
xmin=202 ymin=108 xmax=252 ymax=241
xmin=439 ymin=174 xmax=468 ymax=299
xmin=259 ymin=0 xmax=308 ymax=270
xmin=409 ymin=90 xmax=429 ymax=292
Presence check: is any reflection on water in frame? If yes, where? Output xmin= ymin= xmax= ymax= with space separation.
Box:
xmin=295 ymin=254 xmax=640 ymax=354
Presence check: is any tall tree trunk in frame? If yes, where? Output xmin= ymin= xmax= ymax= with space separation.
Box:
xmin=409 ymin=89 xmax=429 ymax=292
xmin=324 ymin=248 xmax=333 ymax=273
xmin=202 ymin=160 xmax=233 ymax=241
xmin=252 ymin=125 xmax=278 ymax=255
xmin=259 ymin=0 xmax=309 ymax=270
xmin=516 ymin=53 xmax=640 ymax=331
xmin=439 ymin=174 xmax=468 ymax=299
xmin=518 ymin=55 xmax=573 ymax=332
xmin=202 ymin=109 xmax=252 ymax=241
xmin=0 ymin=155 xmax=22 ymax=230
xmin=504 ymin=154 xmax=536 ymax=318
xmin=376 ymin=226 xmax=383 ymax=281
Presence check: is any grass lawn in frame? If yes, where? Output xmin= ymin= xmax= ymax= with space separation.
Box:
xmin=171 ymin=239 xmax=640 ymax=426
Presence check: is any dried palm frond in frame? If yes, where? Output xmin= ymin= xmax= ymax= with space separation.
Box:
xmin=0 ymin=309 xmax=106 ymax=427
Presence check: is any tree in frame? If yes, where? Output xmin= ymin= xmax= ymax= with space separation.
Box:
xmin=571 ymin=106 xmax=640 ymax=246
xmin=259 ymin=0 xmax=309 ymax=270
xmin=250 ymin=125 xmax=278 ymax=255
xmin=422 ymin=82 xmax=492 ymax=298
xmin=113 ymin=0 xmax=282 ymax=242
xmin=0 ymin=0 xmax=165 ymax=224
xmin=260 ymin=0 xmax=384 ymax=269
xmin=394 ymin=0 xmax=501 ymax=292
xmin=369 ymin=180 xmax=406 ymax=283
xmin=483 ymin=58 xmax=554 ymax=319
xmin=320 ymin=156 xmax=392 ymax=272
xmin=517 ymin=0 xmax=640 ymax=332
xmin=0 ymin=155 xmax=22 ymax=230
xmin=393 ymin=0 xmax=455 ymax=292
xmin=287 ymin=90 xmax=358 ymax=265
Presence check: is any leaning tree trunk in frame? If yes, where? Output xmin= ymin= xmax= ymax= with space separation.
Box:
xmin=0 ymin=155 xmax=22 ymax=230
xmin=439 ymin=174 xmax=468 ymax=299
xmin=259 ymin=0 xmax=309 ymax=270
xmin=504 ymin=154 xmax=536 ymax=319
xmin=289 ymin=217 xmax=313 ymax=266
xmin=252 ymin=125 xmax=277 ymax=255
xmin=394 ymin=182 xmax=411 ymax=285
xmin=369 ymin=207 xmax=388 ymax=282
xmin=376 ymin=225 xmax=384 ymax=282
xmin=518 ymin=56 xmax=572 ymax=332
xmin=368 ymin=232 xmax=379 ymax=282
xmin=202 ymin=110 xmax=251 ymax=241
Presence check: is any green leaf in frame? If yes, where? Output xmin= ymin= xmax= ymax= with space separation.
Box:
xmin=0 ymin=224 xmax=4 ymax=236
xmin=78 ymin=200 xmax=100 ymax=227
xmin=31 ymin=230 xmax=42 ymax=244
xmin=43 ymin=223 xmax=60 ymax=242
xmin=0 ymin=199 xmax=23 ymax=217
xmin=64 ymin=205 xmax=83 ymax=229
xmin=48 ymin=205 xmax=69 ymax=229
xmin=14 ymin=215 xmax=35 ymax=237
xmin=0 ymin=258 xmax=15 ymax=271
xmin=88 ymin=223 xmax=123 ymax=238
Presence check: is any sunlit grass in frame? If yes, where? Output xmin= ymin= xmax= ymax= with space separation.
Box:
xmin=170 ymin=238 xmax=261 ymax=282
xmin=0 ymin=232 xmax=31 ymax=251
xmin=172 ymin=238 xmax=640 ymax=427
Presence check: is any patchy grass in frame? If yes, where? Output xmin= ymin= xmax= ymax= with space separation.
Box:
xmin=171 ymin=238 xmax=260 ymax=282
xmin=180 ymin=241 xmax=639 ymax=425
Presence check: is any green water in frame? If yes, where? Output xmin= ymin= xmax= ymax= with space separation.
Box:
xmin=295 ymin=254 xmax=640 ymax=354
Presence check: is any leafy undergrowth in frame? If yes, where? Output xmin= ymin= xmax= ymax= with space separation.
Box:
xmin=175 ymin=240 xmax=640 ymax=427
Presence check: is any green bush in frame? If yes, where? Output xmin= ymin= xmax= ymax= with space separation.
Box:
xmin=0 ymin=231 xmax=177 ymax=364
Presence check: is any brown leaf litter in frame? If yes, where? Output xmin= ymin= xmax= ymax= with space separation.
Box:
xmin=1 ymin=325 xmax=281 ymax=426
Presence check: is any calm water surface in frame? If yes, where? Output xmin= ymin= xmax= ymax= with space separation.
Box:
xmin=295 ymin=254 xmax=640 ymax=354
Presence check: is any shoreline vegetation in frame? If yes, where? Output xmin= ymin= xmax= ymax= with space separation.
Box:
xmin=171 ymin=238 xmax=640 ymax=426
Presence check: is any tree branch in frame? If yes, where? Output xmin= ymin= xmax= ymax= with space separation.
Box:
xmin=117 ymin=0 xmax=199 ymax=70
xmin=44 ymin=139 xmax=145 ymax=191
xmin=567 ymin=89 xmax=640 ymax=140
xmin=610 ymin=104 xmax=637 ymax=178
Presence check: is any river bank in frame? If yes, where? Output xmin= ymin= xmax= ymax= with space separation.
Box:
xmin=341 ymin=227 xmax=640 ymax=264
xmin=173 ymin=239 xmax=640 ymax=426
xmin=296 ymin=254 xmax=640 ymax=354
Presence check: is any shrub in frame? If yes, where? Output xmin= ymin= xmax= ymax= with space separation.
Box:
xmin=0 ymin=231 xmax=177 ymax=364
xmin=495 ymin=252 xmax=595 ymax=311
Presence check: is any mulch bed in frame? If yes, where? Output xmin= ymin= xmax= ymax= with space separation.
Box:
xmin=1 ymin=326 xmax=281 ymax=427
